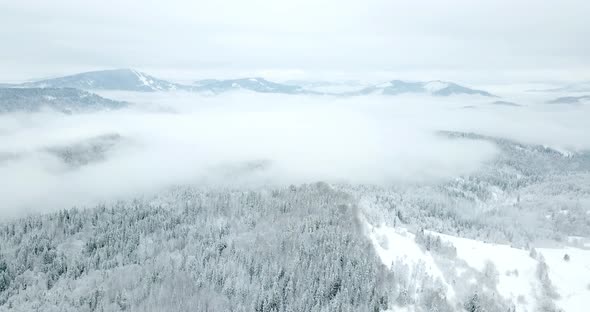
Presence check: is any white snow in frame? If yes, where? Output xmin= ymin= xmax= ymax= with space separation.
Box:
xmin=434 ymin=232 xmax=538 ymax=312
xmin=133 ymin=70 xmax=149 ymax=86
xmin=437 ymin=232 xmax=590 ymax=312
xmin=539 ymin=247 xmax=590 ymax=312
xmin=366 ymin=222 xmax=590 ymax=312
xmin=132 ymin=69 xmax=157 ymax=90
xmin=365 ymin=222 xmax=457 ymax=302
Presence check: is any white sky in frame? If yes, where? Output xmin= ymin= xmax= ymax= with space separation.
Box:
xmin=1 ymin=0 xmax=589 ymax=83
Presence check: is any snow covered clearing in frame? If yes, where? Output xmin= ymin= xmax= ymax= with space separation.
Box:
xmin=366 ymin=222 xmax=590 ymax=312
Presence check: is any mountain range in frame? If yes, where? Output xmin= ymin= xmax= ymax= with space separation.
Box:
xmin=2 ymin=69 xmax=496 ymax=97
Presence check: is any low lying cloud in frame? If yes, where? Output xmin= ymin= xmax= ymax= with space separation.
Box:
xmin=1 ymin=91 xmax=589 ymax=218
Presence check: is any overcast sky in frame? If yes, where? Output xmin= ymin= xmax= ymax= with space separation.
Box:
xmin=1 ymin=0 xmax=589 ymax=83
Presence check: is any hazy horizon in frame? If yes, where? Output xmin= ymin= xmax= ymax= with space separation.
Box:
xmin=2 ymin=0 xmax=590 ymax=84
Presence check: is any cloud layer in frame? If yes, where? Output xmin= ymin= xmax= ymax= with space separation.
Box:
xmin=1 ymin=91 xmax=590 ymax=217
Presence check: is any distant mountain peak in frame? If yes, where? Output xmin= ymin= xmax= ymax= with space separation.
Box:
xmin=20 ymin=68 xmax=183 ymax=92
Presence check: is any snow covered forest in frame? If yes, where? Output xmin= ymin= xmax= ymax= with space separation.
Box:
xmin=0 ymin=184 xmax=395 ymax=311
xmin=2 ymin=1 xmax=590 ymax=310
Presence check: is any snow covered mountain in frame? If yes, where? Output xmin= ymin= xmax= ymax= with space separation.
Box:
xmin=0 ymin=88 xmax=127 ymax=113
xmin=192 ymin=77 xmax=314 ymax=94
xmin=19 ymin=69 xmax=184 ymax=92
xmin=353 ymin=80 xmax=495 ymax=97
xmin=4 ymin=70 xmax=498 ymax=97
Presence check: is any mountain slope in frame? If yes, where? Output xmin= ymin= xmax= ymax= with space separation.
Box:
xmin=0 ymin=88 xmax=127 ymax=113
xmin=354 ymin=80 xmax=495 ymax=97
xmin=21 ymin=69 xmax=183 ymax=92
